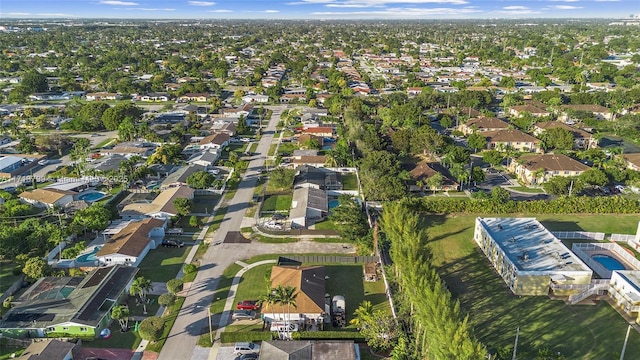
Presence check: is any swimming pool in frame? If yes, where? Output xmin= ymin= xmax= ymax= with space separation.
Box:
xmin=592 ymin=254 xmax=626 ymax=271
xmin=328 ymin=199 xmax=340 ymax=209
xmin=77 ymin=191 xmax=107 ymax=203
xmin=77 ymin=246 xmax=101 ymax=263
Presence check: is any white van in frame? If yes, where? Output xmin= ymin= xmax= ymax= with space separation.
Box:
xmin=233 ymin=342 xmax=260 ymax=355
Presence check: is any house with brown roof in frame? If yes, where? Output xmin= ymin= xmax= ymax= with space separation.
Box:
xmin=509 ymin=104 xmax=550 ymax=118
xmin=482 ymin=129 xmax=541 ymax=153
xmin=560 ymin=104 xmax=612 ymax=121
xmin=509 ymin=153 xmax=590 ymax=185
xmin=302 ymin=127 xmax=335 ymax=137
xmin=95 ymin=218 xmax=165 ymax=267
xmin=266 ymin=266 xmax=327 ymax=323
xmin=407 ymin=161 xmax=459 ymax=192
xmin=19 ymin=188 xmax=75 ymax=209
xmin=622 ymin=153 xmax=640 ymax=172
xmin=198 ymin=132 xmax=229 ymax=152
xmin=532 ymin=121 xmax=598 ymax=150
xmin=258 ymin=340 xmax=357 ymax=360
xmin=178 ymin=93 xmax=209 ymax=103
xmin=16 ymin=339 xmax=77 ymax=360
xmin=120 ymin=186 xmax=194 ymax=220
xmin=292 ymin=156 xmax=327 ymax=168
xmin=458 ymin=117 xmax=510 ymax=135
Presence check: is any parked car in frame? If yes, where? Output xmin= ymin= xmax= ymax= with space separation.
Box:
xmin=234 ymin=342 xmax=260 ymax=355
xmin=162 ymin=239 xmax=184 ymax=248
xmin=37 ymin=159 xmax=49 ymax=166
xmin=270 ymin=322 xmax=299 ymax=332
xmin=239 ymin=353 xmax=259 ymax=360
xmin=271 ymin=213 xmax=286 ymax=220
xmin=236 ymin=300 xmax=260 ymax=310
xmin=232 ymin=310 xmax=256 ymax=321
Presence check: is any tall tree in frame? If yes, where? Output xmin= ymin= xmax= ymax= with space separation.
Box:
xmin=130 ymin=277 xmax=153 ymax=314
xmin=111 ymin=305 xmax=131 ymax=332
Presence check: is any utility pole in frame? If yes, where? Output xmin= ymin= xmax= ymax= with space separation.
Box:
xmin=512 ymin=327 xmax=520 ymax=360
xmin=620 ymin=324 xmax=631 ymax=360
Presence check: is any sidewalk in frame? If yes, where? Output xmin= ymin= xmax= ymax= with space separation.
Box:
xmin=130 ymin=305 xmax=166 ymax=360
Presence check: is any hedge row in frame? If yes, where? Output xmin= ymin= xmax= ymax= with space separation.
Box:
xmin=220 ymin=331 xmax=272 ymax=343
xmin=297 ymin=330 xmax=366 ymax=341
xmin=409 ymin=196 xmax=640 ymax=214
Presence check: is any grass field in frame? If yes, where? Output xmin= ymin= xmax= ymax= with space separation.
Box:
xmin=192 ymin=195 xmax=220 ymax=214
xmin=137 ymin=246 xmax=191 ymax=283
xmin=342 ymin=173 xmax=359 ymax=191
xmin=0 ymin=261 xmax=21 ymax=295
xmin=84 ymin=322 xmax=142 ymax=350
xmin=425 ymin=213 xmax=640 ymax=358
xmin=261 ymin=193 xmax=292 ymax=212
xmin=313 ymin=219 xmax=335 ymax=230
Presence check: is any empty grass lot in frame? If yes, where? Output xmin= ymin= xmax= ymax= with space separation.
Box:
xmin=261 ymin=193 xmax=292 ymax=213
xmin=137 ymin=246 xmax=192 ymax=283
xmin=341 ymin=173 xmax=359 ymax=191
xmin=425 ymin=213 xmax=640 ymax=358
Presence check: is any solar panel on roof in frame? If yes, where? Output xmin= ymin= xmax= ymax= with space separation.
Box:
xmin=5 ymin=312 xmax=55 ymax=322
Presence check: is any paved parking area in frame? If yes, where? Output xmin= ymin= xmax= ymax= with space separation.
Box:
xmin=76 ymin=347 xmax=134 ymax=360
xmin=215 ymin=346 xmax=237 ymax=360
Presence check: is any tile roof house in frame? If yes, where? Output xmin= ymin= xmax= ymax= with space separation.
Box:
xmin=560 ymin=104 xmax=613 ymax=121
xmin=407 ymin=161 xmax=459 ymax=192
xmin=95 ymin=218 xmax=165 ymax=267
xmin=0 ymin=265 xmax=138 ymax=339
xmin=622 ymin=153 xmax=640 ymax=172
xmin=19 ymin=188 xmax=75 ymax=209
xmin=266 ymin=266 xmax=327 ymax=322
xmin=198 ymin=132 xmax=230 ymax=152
xmin=259 ymin=340 xmax=357 ymax=360
xmin=292 ymin=156 xmax=327 ymax=168
xmin=509 ymin=153 xmax=591 ymax=185
xmin=532 ymin=121 xmax=598 ymax=150
xmin=120 ymin=185 xmax=194 ymax=220
xmin=15 ymin=339 xmax=77 ymax=360
xmin=458 ymin=117 xmax=510 ymax=135
xmin=290 ymin=187 xmax=328 ymax=228
xmin=509 ymin=104 xmax=550 ymax=118
xmin=482 ymin=129 xmax=541 ymax=153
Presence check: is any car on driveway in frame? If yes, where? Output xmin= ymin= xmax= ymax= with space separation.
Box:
xmin=234 ymin=342 xmax=260 ymax=355
xmin=162 ymin=239 xmax=184 ymax=248
xmin=236 ymin=300 xmax=260 ymax=310
xmin=239 ymin=353 xmax=259 ymax=360
xmin=232 ymin=310 xmax=256 ymax=321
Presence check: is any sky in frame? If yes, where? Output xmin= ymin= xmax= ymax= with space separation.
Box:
xmin=0 ymin=0 xmax=638 ymax=19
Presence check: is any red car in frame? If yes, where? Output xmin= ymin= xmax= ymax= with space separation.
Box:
xmin=237 ymin=300 xmax=260 ymax=310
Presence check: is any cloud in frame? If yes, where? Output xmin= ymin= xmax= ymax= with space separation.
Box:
xmin=549 ymin=5 xmax=582 ymax=9
xmin=188 ymin=1 xmax=216 ymax=5
xmin=290 ymin=0 xmax=468 ymax=5
xmin=548 ymin=0 xmax=579 ymax=2
xmin=264 ymin=10 xmax=280 ymax=12
xmin=312 ymin=6 xmax=481 ymax=17
xmin=208 ymin=9 xmax=232 ymax=12
xmin=326 ymin=3 xmax=371 ymax=7
xmin=503 ymin=6 xmax=529 ymax=10
xmin=127 ymin=7 xmax=176 ymax=10
xmin=99 ymin=0 xmax=138 ymax=5
xmin=287 ymin=0 xmax=336 ymax=4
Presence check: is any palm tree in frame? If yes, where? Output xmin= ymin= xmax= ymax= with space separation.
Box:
xmin=130 ymin=277 xmax=153 ymax=314
xmin=275 ymin=285 xmax=298 ymax=338
xmin=111 ymin=305 xmax=131 ymax=332
xmin=258 ymin=290 xmax=279 ymax=326
xmin=350 ymin=300 xmax=373 ymax=328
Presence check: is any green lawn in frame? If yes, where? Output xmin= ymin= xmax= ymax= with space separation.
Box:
xmin=0 ymin=261 xmax=21 ymax=295
xmin=192 ymin=195 xmax=220 ymax=214
xmin=278 ymin=143 xmax=298 ymax=156
xmin=210 ymin=264 xmax=243 ymax=316
xmin=83 ymin=322 xmax=142 ymax=350
xmin=313 ymin=220 xmax=335 ymax=230
xmin=137 ymin=246 xmax=192 ymax=283
xmin=425 ymin=213 xmax=640 ymax=358
xmin=233 ymin=263 xmax=273 ymax=304
xmin=261 ymin=194 xmax=292 ymax=213
xmin=268 ymin=143 xmax=278 ymax=157
xmin=342 ymin=173 xmax=359 ymax=191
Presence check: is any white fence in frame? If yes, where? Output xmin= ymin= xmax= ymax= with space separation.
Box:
xmin=572 ymin=242 xmax=640 ymax=279
xmin=610 ymin=234 xmax=636 ymax=243
xmin=552 ymin=231 xmax=605 ymax=241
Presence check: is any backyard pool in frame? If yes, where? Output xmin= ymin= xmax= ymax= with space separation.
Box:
xmin=77 ymin=246 xmax=101 ymax=263
xmin=77 ymin=191 xmax=107 ymax=203
xmin=328 ymin=199 xmax=340 ymax=209
xmin=592 ymin=254 xmax=626 ymax=271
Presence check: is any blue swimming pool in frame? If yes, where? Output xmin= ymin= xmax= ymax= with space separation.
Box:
xmin=328 ymin=199 xmax=340 ymax=209
xmin=592 ymin=254 xmax=626 ymax=271
xmin=77 ymin=246 xmax=101 ymax=263
xmin=77 ymin=191 xmax=106 ymax=203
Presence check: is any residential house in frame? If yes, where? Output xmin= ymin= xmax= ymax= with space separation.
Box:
xmin=16 ymin=339 xmax=77 ymax=360
xmin=160 ymin=165 xmax=206 ymax=189
xmin=301 ymin=127 xmax=335 ymax=137
xmin=120 ymin=185 xmax=195 ymax=220
xmin=407 ymin=161 xmax=459 ymax=192
xmin=0 ymin=155 xmax=33 ymax=178
xmin=609 ymin=271 xmax=640 ymax=324
xmin=198 ymin=133 xmax=229 ymax=152
xmin=265 ymin=266 xmax=327 ymax=323
xmin=509 ymin=104 xmax=550 ymax=118
xmin=290 ymin=187 xmax=328 ymax=228
xmin=407 ymin=87 xmax=423 ymax=96
xmin=100 ymin=142 xmax=156 ymax=158
xmin=559 ymin=104 xmax=613 ymax=121
xmin=292 ymin=156 xmax=327 ymax=168
xmin=482 ymin=129 xmax=541 ymax=152
xmin=95 ymin=218 xmax=165 ymax=267
xmin=0 ymin=265 xmax=138 ymax=339
xmin=280 ymin=94 xmax=307 ymax=103
xmin=19 ymin=188 xmax=75 ymax=209
xmin=532 ymin=121 xmax=598 ymax=149
xmin=622 ymin=153 xmax=640 ymax=171
xmin=139 ymin=92 xmax=171 ymax=102
xmin=187 ymin=151 xmax=219 ymax=169
xmin=210 ymin=121 xmax=237 ymax=137
xmin=223 ymin=104 xmax=253 ymax=118
xmin=242 ymin=94 xmax=269 ymax=104
xmin=297 ymin=134 xmax=324 ymax=149
xmin=178 ymin=93 xmax=209 ymax=102
xmin=293 ymin=165 xmax=342 ymax=191
xmin=259 ymin=341 xmax=357 ymax=360
xmin=458 ymin=117 xmax=510 ymax=135
xmin=509 ymin=153 xmax=590 ymax=185
xmin=85 ymin=92 xmax=120 ymax=101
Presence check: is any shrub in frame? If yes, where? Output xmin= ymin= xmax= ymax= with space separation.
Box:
xmin=219 ymin=331 xmax=272 ymax=343
xmin=158 ymin=293 xmax=176 ymax=307
xmin=298 ymin=331 xmax=366 ymax=341
xmin=183 ymin=263 xmax=198 ymax=274
xmin=197 ymin=333 xmax=214 ymax=347
xmin=138 ymin=316 xmax=164 ymax=342
xmin=166 ymin=278 xmax=184 ymax=294
xmin=3 ymin=296 xmax=14 ymax=309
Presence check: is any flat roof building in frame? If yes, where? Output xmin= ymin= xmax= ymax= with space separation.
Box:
xmin=474 ymin=217 xmax=592 ymax=296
